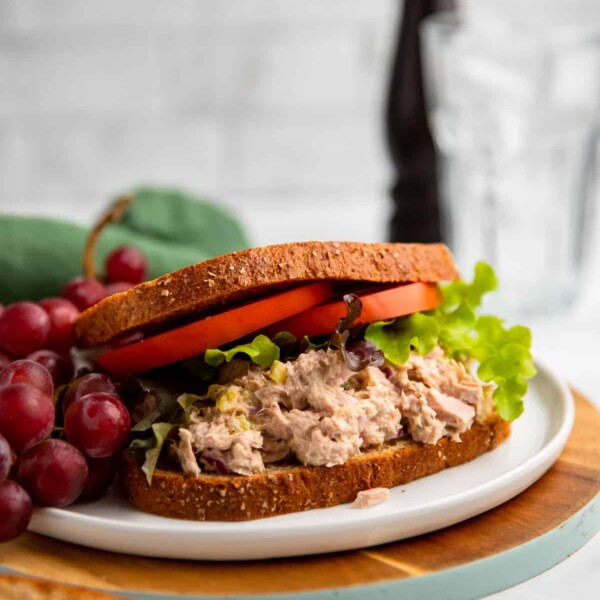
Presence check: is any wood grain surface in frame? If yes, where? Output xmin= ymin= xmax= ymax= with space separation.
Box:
xmin=1 ymin=390 xmax=598 ymax=599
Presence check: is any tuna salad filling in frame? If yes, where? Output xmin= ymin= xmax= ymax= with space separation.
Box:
xmin=173 ymin=346 xmax=487 ymax=477
xmin=127 ymin=265 xmax=536 ymax=485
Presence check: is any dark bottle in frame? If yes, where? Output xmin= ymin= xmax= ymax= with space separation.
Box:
xmin=386 ymin=0 xmax=454 ymax=243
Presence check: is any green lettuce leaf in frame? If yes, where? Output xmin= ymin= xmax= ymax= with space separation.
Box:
xmin=436 ymin=302 xmax=478 ymax=357
xmin=130 ymin=410 xmax=161 ymax=432
xmin=441 ymin=261 xmax=498 ymax=309
xmin=176 ymin=393 xmax=204 ymax=411
xmin=492 ymin=378 xmax=528 ymax=421
xmin=365 ymin=314 xmax=439 ymax=365
xmin=271 ymin=331 xmax=299 ymax=360
xmin=272 ymin=331 xmax=297 ymax=347
xmin=205 ymin=334 xmax=281 ymax=369
xmin=181 ymin=355 xmax=218 ymax=381
xmin=141 ymin=422 xmax=175 ymax=486
xmin=365 ymin=262 xmax=535 ymax=422
xmin=300 ymin=335 xmax=329 ymax=352
xmin=129 ymin=437 xmax=155 ymax=453
xmin=472 ymin=316 xmax=532 ymax=362
xmin=477 ymin=343 xmax=537 ymax=383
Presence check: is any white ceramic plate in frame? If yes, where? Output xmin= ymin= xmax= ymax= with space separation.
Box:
xmin=29 ymin=361 xmax=574 ymax=561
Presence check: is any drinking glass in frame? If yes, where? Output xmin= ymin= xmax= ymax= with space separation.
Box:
xmin=421 ymin=6 xmax=600 ymax=316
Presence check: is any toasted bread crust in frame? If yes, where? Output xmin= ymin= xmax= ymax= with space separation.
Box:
xmin=119 ymin=414 xmax=509 ymax=521
xmin=75 ymin=242 xmax=459 ymax=348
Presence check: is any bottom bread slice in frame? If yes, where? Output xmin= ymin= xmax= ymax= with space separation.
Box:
xmin=119 ymin=413 xmax=510 ymax=521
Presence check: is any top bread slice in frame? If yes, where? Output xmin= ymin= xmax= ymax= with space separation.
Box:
xmin=75 ymin=241 xmax=459 ymax=348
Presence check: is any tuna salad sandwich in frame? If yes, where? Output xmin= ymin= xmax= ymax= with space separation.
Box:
xmin=74 ymin=242 xmax=536 ymax=521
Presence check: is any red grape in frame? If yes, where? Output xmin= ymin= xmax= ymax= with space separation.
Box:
xmin=0 ymin=302 xmax=50 ymax=357
xmin=61 ymin=277 xmax=106 ymax=312
xmin=0 ymin=384 xmax=55 ymax=452
xmin=39 ymin=297 xmax=80 ymax=351
xmin=0 ymin=359 xmax=53 ymax=397
xmin=105 ymin=246 xmax=147 ymax=285
xmin=62 ymin=373 xmax=118 ymax=417
xmin=80 ymin=456 xmax=116 ymax=501
xmin=0 ymin=351 xmax=11 ymax=371
xmin=26 ymin=350 xmax=73 ymax=387
xmin=65 ymin=393 xmax=130 ymax=458
xmin=103 ymin=282 xmax=133 ymax=297
xmin=0 ymin=479 xmax=33 ymax=542
xmin=0 ymin=433 xmax=11 ymax=481
xmin=17 ymin=439 xmax=88 ymax=507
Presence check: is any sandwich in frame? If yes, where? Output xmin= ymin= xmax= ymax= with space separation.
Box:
xmin=74 ymin=241 xmax=535 ymax=521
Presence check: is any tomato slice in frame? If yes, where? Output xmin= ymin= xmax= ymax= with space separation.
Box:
xmin=265 ymin=283 xmax=442 ymax=340
xmin=97 ymin=282 xmax=335 ymax=376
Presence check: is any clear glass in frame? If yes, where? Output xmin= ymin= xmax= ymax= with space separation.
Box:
xmin=421 ymin=9 xmax=600 ymax=317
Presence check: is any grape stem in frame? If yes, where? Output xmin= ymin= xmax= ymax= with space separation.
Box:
xmin=83 ymin=195 xmax=134 ymax=279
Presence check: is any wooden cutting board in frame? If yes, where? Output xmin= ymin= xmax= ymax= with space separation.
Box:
xmin=1 ymin=389 xmax=598 ymax=600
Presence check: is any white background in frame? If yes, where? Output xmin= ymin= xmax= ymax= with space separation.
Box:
xmin=0 ymin=1 xmax=598 ymax=598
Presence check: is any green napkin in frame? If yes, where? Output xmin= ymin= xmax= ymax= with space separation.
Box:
xmin=0 ymin=188 xmax=251 ymax=304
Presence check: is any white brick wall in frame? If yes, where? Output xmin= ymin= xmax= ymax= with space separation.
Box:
xmin=0 ymin=0 xmax=399 ymax=245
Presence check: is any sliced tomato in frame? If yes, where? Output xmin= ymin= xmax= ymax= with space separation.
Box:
xmin=97 ymin=282 xmax=335 ymax=376
xmin=265 ymin=283 xmax=442 ymax=340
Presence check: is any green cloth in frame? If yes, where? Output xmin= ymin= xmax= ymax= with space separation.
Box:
xmin=0 ymin=188 xmax=251 ymax=304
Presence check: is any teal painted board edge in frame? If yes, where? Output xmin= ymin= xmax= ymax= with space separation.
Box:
xmin=1 ymin=493 xmax=598 ymax=600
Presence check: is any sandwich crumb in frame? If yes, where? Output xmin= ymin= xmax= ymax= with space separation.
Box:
xmin=160 ymin=289 xmax=170 ymax=297
xmin=352 ymin=487 xmax=390 ymax=509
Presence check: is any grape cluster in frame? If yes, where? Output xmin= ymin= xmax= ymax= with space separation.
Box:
xmin=0 ymin=245 xmax=146 ymax=543
xmin=61 ymin=245 xmax=147 ymax=311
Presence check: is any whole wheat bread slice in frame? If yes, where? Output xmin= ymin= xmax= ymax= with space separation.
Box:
xmin=119 ymin=414 xmax=509 ymax=521
xmin=75 ymin=242 xmax=459 ymax=348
